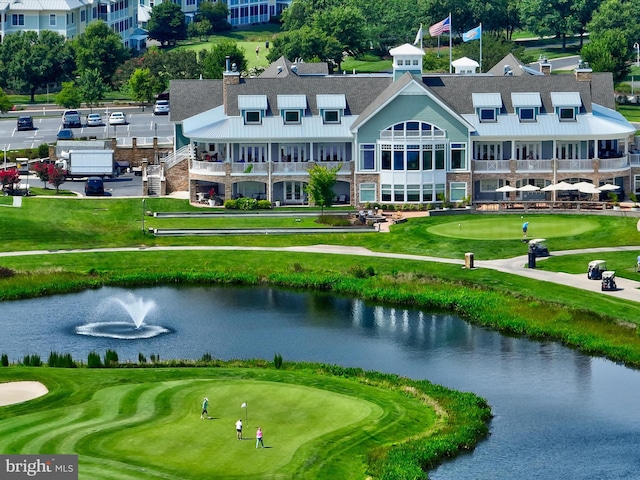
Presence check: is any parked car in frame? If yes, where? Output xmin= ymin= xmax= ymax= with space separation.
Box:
xmin=62 ymin=110 xmax=82 ymax=128
xmin=153 ymin=100 xmax=170 ymax=115
xmin=57 ymin=129 xmax=74 ymax=140
xmin=17 ymin=116 xmax=34 ymax=131
xmin=84 ymin=176 xmax=105 ymax=196
xmin=86 ymin=113 xmax=104 ymax=127
xmin=109 ymin=112 xmax=127 ymax=125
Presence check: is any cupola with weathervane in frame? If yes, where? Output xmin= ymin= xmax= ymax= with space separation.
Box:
xmin=389 ymin=43 xmax=425 ymax=81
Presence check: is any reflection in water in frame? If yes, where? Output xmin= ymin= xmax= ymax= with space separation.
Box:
xmin=1 ymin=285 xmax=639 ymax=479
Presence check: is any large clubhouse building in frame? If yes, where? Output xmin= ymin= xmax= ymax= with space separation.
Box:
xmin=168 ymin=44 xmax=638 ymax=207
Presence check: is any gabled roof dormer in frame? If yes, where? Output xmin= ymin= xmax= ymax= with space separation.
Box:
xmin=317 ymin=94 xmax=345 ymax=124
xmin=551 ymin=92 xmax=581 ymax=122
xmin=473 ymin=93 xmax=501 ymax=122
xmin=512 ymin=92 xmax=541 ymax=122
xmin=277 ymin=94 xmax=306 ymax=125
xmin=239 ymin=95 xmax=267 ymax=125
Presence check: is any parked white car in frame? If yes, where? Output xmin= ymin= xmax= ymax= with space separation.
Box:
xmin=153 ymin=100 xmax=170 ymax=115
xmin=108 ymin=112 xmax=127 ymax=125
xmin=86 ymin=113 xmax=104 ymax=127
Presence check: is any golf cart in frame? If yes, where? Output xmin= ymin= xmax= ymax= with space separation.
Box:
xmin=528 ymin=238 xmax=549 ymax=257
xmin=587 ymin=260 xmax=606 ymax=280
xmin=601 ymin=271 xmax=617 ymax=291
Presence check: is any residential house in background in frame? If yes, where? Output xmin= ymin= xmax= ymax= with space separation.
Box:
xmin=168 ymin=44 xmax=637 ymax=207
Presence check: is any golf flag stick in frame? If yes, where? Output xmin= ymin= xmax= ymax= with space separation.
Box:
xmin=241 ymin=402 xmax=248 ymax=426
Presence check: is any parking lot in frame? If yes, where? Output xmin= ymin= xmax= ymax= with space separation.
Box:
xmin=23 ymin=170 xmax=143 ymax=197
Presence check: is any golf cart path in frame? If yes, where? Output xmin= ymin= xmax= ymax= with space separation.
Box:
xmin=0 ymin=244 xmax=639 ymax=303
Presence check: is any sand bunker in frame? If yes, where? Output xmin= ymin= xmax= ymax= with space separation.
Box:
xmin=0 ymin=381 xmax=48 ymax=406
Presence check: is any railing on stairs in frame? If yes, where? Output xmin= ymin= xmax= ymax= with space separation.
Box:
xmin=163 ymin=144 xmax=192 ymax=170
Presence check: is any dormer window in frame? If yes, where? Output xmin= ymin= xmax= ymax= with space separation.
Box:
xmin=512 ymin=92 xmax=541 ymax=123
xmin=323 ymin=110 xmax=339 ymax=123
xmin=245 ymin=111 xmax=261 ymax=124
xmin=284 ymin=110 xmax=301 ymax=124
xmin=473 ymin=93 xmax=502 ymax=123
xmin=518 ymin=107 xmax=536 ymax=122
xmin=479 ymin=108 xmax=497 ymax=122
xmin=551 ymin=92 xmax=581 ymax=122
xmin=317 ymin=94 xmax=345 ymax=124
xmin=239 ymin=95 xmax=267 ymax=125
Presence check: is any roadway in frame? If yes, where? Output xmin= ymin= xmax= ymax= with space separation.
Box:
xmin=0 ymin=106 xmax=174 ymax=151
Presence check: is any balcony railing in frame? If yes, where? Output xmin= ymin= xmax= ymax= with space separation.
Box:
xmin=380 ymin=130 xmax=446 ymax=140
xmin=272 ymin=162 xmax=312 ymax=174
xmin=599 ymin=156 xmax=629 ymax=171
xmin=231 ymin=162 xmax=269 ymax=174
xmin=630 ymin=153 xmax=640 ymax=166
xmin=516 ymin=159 xmax=553 ymax=172
xmin=191 ymin=160 xmax=226 ymax=175
xmin=472 ymin=159 xmax=511 ymax=172
xmin=557 ymin=159 xmax=593 ymax=172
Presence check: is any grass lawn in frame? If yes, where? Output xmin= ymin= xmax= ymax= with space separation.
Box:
xmin=616 ymin=105 xmax=640 ymax=122
xmin=0 ymin=365 xmax=473 ymax=480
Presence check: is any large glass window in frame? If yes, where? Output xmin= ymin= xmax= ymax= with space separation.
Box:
xmin=559 ymin=107 xmax=575 ymax=121
xmin=381 ymin=184 xmax=392 ymax=202
xmin=317 ymin=144 xmax=344 ymax=162
xmin=280 ymin=145 xmax=305 ymax=162
xmin=323 ymin=110 xmax=339 ymax=123
xmin=394 ymin=185 xmax=404 ymax=202
xmin=519 ymin=108 xmax=536 ymax=122
xmin=435 ymin=145 xmax=445 ymax=170
xmin=556 ymin=142 xmax=580 ymax=159
xmin=12 ymin=14 xmax=24 ymax=26
xmin=359 ymin=183 xmax=376 ymax=202
xmin=407 ymin=184 xmax=420 ymax=202
xmin=422 ymin=184 xmax=434 ymax=202
xmin=450 ymin=182 xmax=467 ymax=202
xmin=245 ymin=111 xmax=261 ymax=124
xmin=450 ymin=143 xmax=467 ymax=169
xmin=422 ymin=147 xmax=433 ymax=170
xmin=393 ymin=149 xmax=404 ymax=170
xmin=381 ymin=150 xmax=391 ymax=170
xmin=435 ymin=183 xmax=446 ymax=199
xmin=240 ymin=144 xmax=266 ymax=162
xmin=359 ymin=144 xmax=375 ymax=170
xmin=475 ymin=143 xmax=502 ymax=160
xmin=479 ymin=109 xmax=496 ymax=122
xmin=480 ymin=179 xmax=499 ymax=192
xmin=284 ymin=111 xmax=300 ymax=124
xmin=407 ymin=146 xmax=419 ymax=170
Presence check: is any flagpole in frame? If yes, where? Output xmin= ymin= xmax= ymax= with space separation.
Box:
xmin=479 ymin=22 xmax=483 ymax=71
xmin=449 ymin=13 xmax=452 ymax=74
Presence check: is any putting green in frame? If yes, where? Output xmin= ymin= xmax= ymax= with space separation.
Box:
xmin=0 ymin=368 xmax=442 ymax=480
xmin=427 ymin=216 xmax=599 ymax=240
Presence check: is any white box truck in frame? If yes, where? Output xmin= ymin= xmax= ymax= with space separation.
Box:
xmin=55 ymin=150 xmax=115 ymax=179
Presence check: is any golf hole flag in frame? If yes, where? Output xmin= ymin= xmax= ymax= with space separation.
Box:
xmin=429 ymin=16 xmax=451 ymax=36
xmin=241 ymin=402 xmax=247 ymax=408
xmin=463 ymin=25 xmax=482 ymax=42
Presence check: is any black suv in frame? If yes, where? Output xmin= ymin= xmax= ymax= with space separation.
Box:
xmin=62 ymin=110 xmax=82 ymax=128
xmin=17 ymin=116 xmax=34 ymax=131
xmin=84 ymin=177 xmax=105 ymax=196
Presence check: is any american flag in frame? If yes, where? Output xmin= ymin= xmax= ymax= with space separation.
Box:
xmin=429 ymin=16 xmax=451 ymax=36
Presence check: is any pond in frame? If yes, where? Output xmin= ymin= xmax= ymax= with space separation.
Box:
xmin=1 ymin=285 xmax=639 ymax=479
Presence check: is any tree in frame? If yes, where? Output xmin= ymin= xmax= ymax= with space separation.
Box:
xmin=128 ymin=68 xmax=156 ymax=107
xmin=312 ymin=6 xmax=367 ymax=56
xmin=580 ymin=31 xmax=630 ymax=82
xmin=0 ymin=88 xmax=13 ymax=113
xmin=77 ymin=69 xmax=109 ymax=111
xmin=267 ymin=27 xmax=343 ymax=71
xmin=305 ymin=163 xmax=341 ymax=213
xmin=55 ymin=82 xmax=82 ymax=109
xmin=33 ymin=162 xmax=51 ymax=188
xmin=188 ymin=19 xmax=213 ymax=41
xmin=46 ymin=164 xmax=67 ymax=193
xmin=519 ymin=0 xmax=578 ymax=50
xmin=73 ymin=21 xmax=130 ymax=87
xmin=147 ymin=2 xmax=187 ymax=47
xmin=0 ymin=167 xmax=19 ymax=195
xmin=0 ymin=31 xmax=75 ymax=102
xmin=198 ymin=1 xmax=231 ymax=32
xmin=200 ymin=41 xmax=247 ymax=79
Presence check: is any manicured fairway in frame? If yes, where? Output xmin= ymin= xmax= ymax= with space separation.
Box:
xmin=0 ymin=366 xmax=469 ymax=480
xmin=427 ymin=215 xmax=599 ymax=240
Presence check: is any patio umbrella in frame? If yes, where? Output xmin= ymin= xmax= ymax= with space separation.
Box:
xmin=541 ymin=183 xmax=560 ymax=191
xmin=495 ymin=185 xmax=517 ymax=192
xmin=518 ymin=184 xmax=541 ymax=191
xmin=554 ymin=181 xmax=578 ymax=191
xmin=578 ymin=184 xmax=601 ymax=194
xmin=598 ymin=183 xmax=620 ymax=191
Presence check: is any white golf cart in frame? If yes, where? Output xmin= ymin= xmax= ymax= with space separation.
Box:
xmin=528 ymin=238 xmax=549 ymax=257
xmin=587 ymin=260 xmax=606 ymax=280
xmin=601 ymin=271 xmax=617 ymax=291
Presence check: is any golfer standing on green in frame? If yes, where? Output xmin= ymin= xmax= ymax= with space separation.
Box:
xmin=201 ymin=397 xmax=209 ymax=419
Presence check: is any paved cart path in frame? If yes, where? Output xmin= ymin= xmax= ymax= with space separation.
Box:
xmin=0 ymin=244 xmax=639 ymax=303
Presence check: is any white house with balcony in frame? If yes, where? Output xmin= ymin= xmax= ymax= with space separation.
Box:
xmin=0 ymin=0 xmax=139 ymax=47
xmin=168 ymin=48 xmax=637 ymax=206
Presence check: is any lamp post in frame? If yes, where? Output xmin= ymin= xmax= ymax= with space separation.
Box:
xmin=142 ymin=198 xmax=146 ymax=234
xmin=635 ymin=42 xmax=639 ymax=67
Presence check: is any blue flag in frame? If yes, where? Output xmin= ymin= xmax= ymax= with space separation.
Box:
xmin=462 ymin=25 xmax=481 ymax=42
